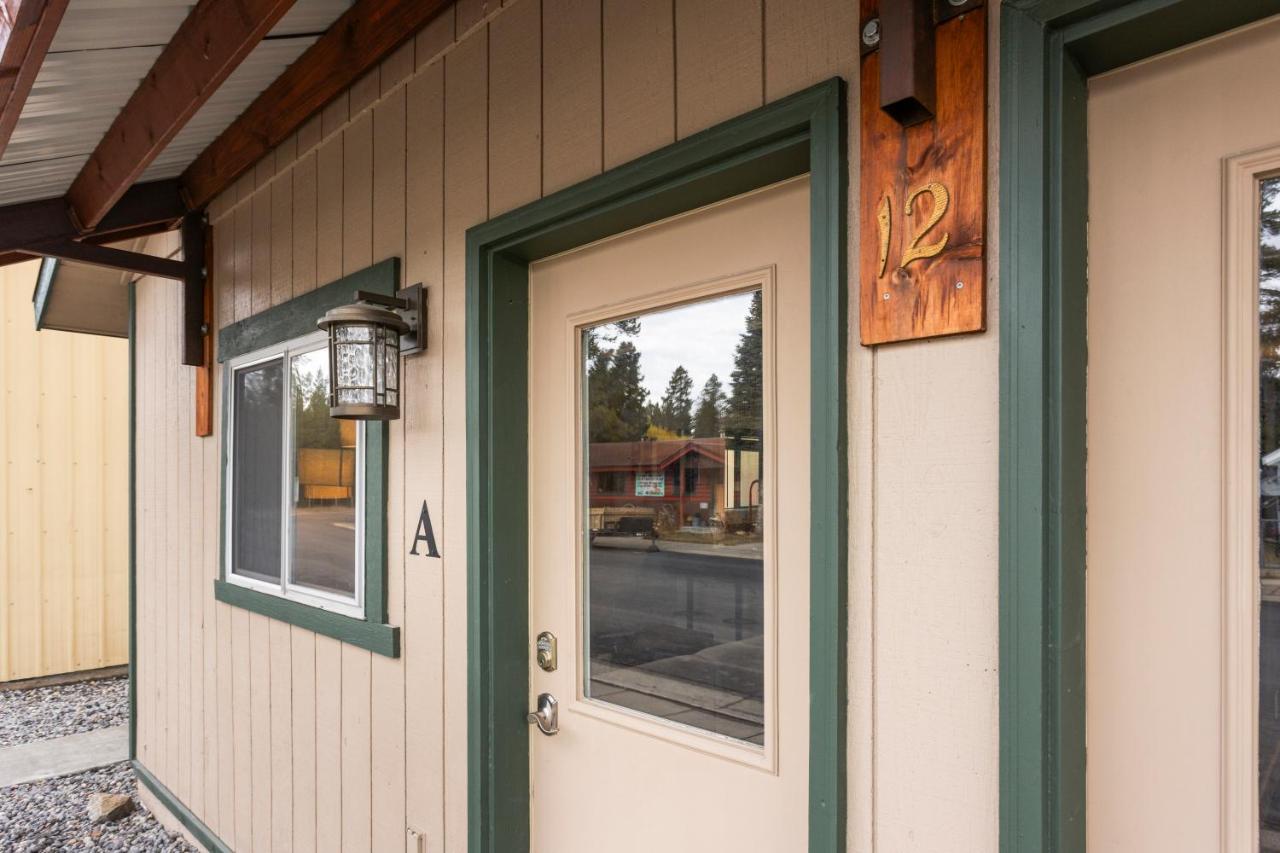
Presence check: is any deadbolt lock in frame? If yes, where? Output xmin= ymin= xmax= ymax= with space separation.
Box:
xmin=536 ymin=631 xmax=557 ymax=672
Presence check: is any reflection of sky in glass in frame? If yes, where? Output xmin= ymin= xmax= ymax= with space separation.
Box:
xmin=629 ymin=291 xmax=754 ymax=399
xmin=292 ymin=349 xmax=326 ymax=407
xmin=1266 ymin=180 xmax=1280 ymax=248
xmin=1265 ymin=176 xmax=1280 ymax=269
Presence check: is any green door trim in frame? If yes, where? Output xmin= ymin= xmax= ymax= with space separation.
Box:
xmin=999 ymin=2 xmax=1280 ymax=851
xmin=128 ymin=282 xmax=137 ymax=760
xmin=466 ymin=77 xmax=848 ymax=853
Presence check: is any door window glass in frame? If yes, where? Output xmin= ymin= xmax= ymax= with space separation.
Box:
xmin=582 ymin=289 xmax=766 ymax=744
xmin=1260 ymin=174 xmax=1280 ymax=845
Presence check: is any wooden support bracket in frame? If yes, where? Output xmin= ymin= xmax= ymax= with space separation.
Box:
xmin=30 ymin=208 xmax=207 ymax=371
xmin=181 ymin=212 xmax=207 ymax=367
xmin=32 ymin=239 xmax=186 ymax=280
xmin=1 ymin=178 xmax=188 ymax=276
xmin=194 ymin=219 xmax=213 ymax=435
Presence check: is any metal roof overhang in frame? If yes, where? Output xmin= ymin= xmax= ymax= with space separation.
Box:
xmin=0 ymin=0 xmax=451 ymax=356
xmin=34 ymin=255 xmax=131 ymax=337
xmin=3 ymin=0 xmax=352 ymax=339
xmin=0 ymin=0 xmax=351 ymax=207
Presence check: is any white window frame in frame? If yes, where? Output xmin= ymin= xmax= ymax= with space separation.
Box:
xmin=224 ymin=330 xmax=366 ymax=619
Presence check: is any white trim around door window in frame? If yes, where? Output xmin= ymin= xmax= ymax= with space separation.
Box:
xmin=1223 ymin=144 xmax=1280 ymax=853
xmin=223 ymin=330 xmax=366 ymax=619
xmin=564 ymin=266 xmax=781 ymax=773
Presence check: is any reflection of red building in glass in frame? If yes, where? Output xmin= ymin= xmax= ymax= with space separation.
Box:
xmin=588 ymin=438 xmax=761 ymax=535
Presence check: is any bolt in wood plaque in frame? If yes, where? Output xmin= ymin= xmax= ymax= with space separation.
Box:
xmin=859 ymin=0 xmax=986 ymax=346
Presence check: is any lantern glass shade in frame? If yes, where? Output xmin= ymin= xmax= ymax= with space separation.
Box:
xmin=317 ymin=302 xmax=409 ymax=420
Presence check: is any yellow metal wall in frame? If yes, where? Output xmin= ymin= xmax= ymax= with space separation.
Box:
xmin=0 ymin=261 xmax=130 ymax=682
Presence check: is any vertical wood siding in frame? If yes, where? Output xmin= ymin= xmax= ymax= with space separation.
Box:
xmin=132 ymin=0 xmax=1000 ymax=850
xmin=0 ymin=262 xmax=129 ymax=683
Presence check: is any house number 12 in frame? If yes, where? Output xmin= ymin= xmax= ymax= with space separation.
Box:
xmin=875 ymin=181 xmax=951 ymax=277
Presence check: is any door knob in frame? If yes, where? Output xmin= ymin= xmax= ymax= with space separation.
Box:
xmin=526 ymin=692 xmax=559 ymax=736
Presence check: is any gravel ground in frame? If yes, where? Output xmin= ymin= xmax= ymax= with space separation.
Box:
xmin=0 ymin=677 xmax=129 ymax=748
xmin=0 ymin=762 xmax=196 ymax=852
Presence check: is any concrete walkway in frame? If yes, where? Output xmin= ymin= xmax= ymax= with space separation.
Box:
xmin=592 ymin=536 xmax=764 ymax=561
xmin=0 ymin=725 xmax=128 ymax=788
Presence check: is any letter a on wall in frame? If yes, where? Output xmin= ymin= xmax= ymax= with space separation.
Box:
xmin=410 ymin=500 xmax=440 ymax=558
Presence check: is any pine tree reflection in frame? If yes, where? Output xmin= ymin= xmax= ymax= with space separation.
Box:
xmin=583 ymin=290 xmax=768 ymax=744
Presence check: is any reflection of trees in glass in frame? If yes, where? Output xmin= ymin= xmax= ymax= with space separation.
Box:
xmin=1256 ymin=178 xmax=1280 ymax=836
xmin=585 ymin=292 xmax=763 ymax=443
xmin=587 ymin=321 xmax=650 ymax=442
xmin=293 ymin=366 xmax=340 ymax=450
xmin=725 ymin=290 xmax=763 ymax=435
xmin=693 ymin=373 xmax=725 ymax=437
xmin=1264 ymin=179 xmax=1280 ymax=285
xmin=655 ymin=365 xmax=693 ymax=436
xmin=1262 ymin=179 xmax=1280 ymax=455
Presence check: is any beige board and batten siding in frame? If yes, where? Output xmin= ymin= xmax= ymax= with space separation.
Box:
xmin=131 ymin=0 xmax=1001 ymax=850
xmin=0 ymin=261 xmax=129 ymax=683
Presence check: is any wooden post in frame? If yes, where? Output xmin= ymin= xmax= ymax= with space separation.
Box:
xmin=195 ymin=220 xmax=213 ymax=437
xmin=181 ymin=212 xmax=206 ymax=367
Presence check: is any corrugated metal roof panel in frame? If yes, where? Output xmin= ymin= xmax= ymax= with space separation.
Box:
xmin=273 ymin=0 xmax=351 ymax=36
xmin=2 ymin=47 xmax=162 ymax=168
xmin=0 ymin=157 xmax=82 ymax=206
xmin=0 ymin=0 xmax=353 ymax=206
xmin=50 ymin=0 xmax=194 ymax=52
xmin=141 ymin=36 xmax=318 ymax=181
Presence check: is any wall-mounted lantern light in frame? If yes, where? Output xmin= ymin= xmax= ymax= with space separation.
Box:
xmin=316 ymin=283 xmax=425 ymax=421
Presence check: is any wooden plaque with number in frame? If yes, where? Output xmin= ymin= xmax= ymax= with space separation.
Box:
xmin=859 ymin=2 xmax=986 ymax=345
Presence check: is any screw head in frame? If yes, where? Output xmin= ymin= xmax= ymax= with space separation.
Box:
xmin=861 ymin=19 xmax=881 ymax=47
xmin=955 ymin=281 xmax=964 ymax=290
xmin=882 ymin=292 xmax=890 ymax=301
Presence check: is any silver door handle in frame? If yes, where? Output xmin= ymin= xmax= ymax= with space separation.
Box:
xmin=526 ymin=692 xmax=559 ymax=736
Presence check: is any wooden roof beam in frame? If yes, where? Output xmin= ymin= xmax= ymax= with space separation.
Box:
xmin=0 ymin=0 xmax=69 ymax=161
xmin=181 ymin=0 xmax=452 ymax=209
xmin=65 ymin=0 xmax=299 ymax=231
xmin=0 ymin=178 xmax=185 ymax=259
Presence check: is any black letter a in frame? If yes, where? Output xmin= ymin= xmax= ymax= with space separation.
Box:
xmin=410 ymin=500 xmax=440 ymax=557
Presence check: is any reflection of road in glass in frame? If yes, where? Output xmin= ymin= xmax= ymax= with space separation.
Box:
xmin=1264 ymin=599 xmax=1280 ymax=851
xmin=291 ymin=504 xmax=356 ymax=595
xmin=587 ymin=542 xmax=764 ymax=743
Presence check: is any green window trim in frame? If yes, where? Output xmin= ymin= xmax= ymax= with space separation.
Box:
xmin=212 ymin=578 xmax=397 ymax=657
xmin=218 ymin=258 xmax=400 ymax=363
xmin=215 ymin=260 xmax=399 ymax=657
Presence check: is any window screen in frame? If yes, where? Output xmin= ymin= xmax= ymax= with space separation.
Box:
xmin=231 ymin=358 xmax=284 ymax=582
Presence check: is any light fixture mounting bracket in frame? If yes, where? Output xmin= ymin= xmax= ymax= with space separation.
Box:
xmin=353 ymin=282 xmax=427 ymax=356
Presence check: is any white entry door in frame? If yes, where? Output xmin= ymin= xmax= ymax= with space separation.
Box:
xmin=525 ymin=176 xmax=810 ymax=852
xmin=1087 ymin=17 xmax=1280 ymax=852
